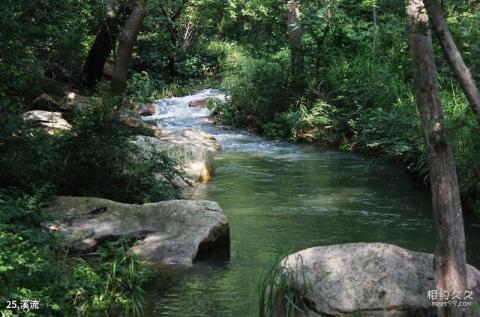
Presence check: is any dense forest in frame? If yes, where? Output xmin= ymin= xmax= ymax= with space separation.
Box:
xmin=1 ymin=0 xmax=479 ymax=316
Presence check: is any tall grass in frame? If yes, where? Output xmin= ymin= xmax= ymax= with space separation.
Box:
xmin=258 ymin=254 xmax=313 ymax=317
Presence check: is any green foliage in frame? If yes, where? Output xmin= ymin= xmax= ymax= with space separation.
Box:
xmin=0 ymin=95 xmax=181 ymax=204
xmin=221 ymin=50 xmax=292 ymax=129
xmin=211 ymin=0 xmax=480 ymax=212
xmin=206 ymin=97 xmax=240 ymax=126
xmin=2 ymin=0 xmax=480 ymax=314
xmin=56 ymin=96 xmax=180 ymax=203
xmin=0 ymin=190 xmax=151 ymax=316
xmin=264 ymin=98 xmax=341 ymax=141
xmin=72 ymin=241 xmax=150 ymax=317
xmin=0 ymin=102 xmax=61 ymax=193
xmin=126 ymin=71 xmax=165 ymax=103
xmin=126 ymin=71 xmax=218 ymax=101
xmin=0 ymin=95 xmax=177 ymax=313
xmin=0 ymin=0 xmax=95 ymax=100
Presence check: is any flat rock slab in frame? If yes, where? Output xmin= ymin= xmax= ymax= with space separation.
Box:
xmin=279 ymin=243 xmax=480 ymax=316
xmin=24 ymin=110 xmax=71 ymax=134
xmin=45 ymin=196 xmax=229 ymax=267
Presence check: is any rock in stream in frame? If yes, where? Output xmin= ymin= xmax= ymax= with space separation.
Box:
xmin=274 ymin=243 xmax=480 ymax=316
xmin=132 ymin=128 xmax=222 ymax=191
xmin=44 ymin=196 xmax=230 ymax=267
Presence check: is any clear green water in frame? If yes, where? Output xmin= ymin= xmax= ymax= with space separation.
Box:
xmin=144 ymin=91 xmax=480 ymax=317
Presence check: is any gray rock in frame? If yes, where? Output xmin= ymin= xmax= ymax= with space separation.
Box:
xmin=32 ymin=94 xmax=62 ymax=111
xmin=64 ymin=91 xmax=90 ymax=111
xmin=122 ymin=99 xmax=156 ymax=116
xmin=45 ymin=196 xmax=229 ymax=267
xmin=158 ymin=130 xmax=218 ymax=184
xmin=132 ymin=131 xmax=219 ymax=187
xmin=24 ymin=110 xmax=71 ymax=134
xmin=276 ymin=243 xmax=480 ymax=316
xmin=159 ymin=128 xmax=223 ymax=152
xmin=188 ymin=98 xmax=209 ymax=108
xmin=119 ymin=110 xmax=155 ymax=131
xmin=138 ymin=103 xmax=156 ymax=116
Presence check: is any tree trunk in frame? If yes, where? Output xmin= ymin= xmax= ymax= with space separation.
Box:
xmin=287 ymin=0 xmax=305 ymax=92
xmin=83 ymin=0 xmax=120 ymax=89
xmin=425 ymin=0 xmax=480 ymax=124
xmin=372 ymin=1 xmax=378 ymax=51
xmin=168 ymin=27 xmax=178 ymax=77
xmin=160 ymin=2 xmax=187 ymax=78
xmin=315 ymin=18 xmax=332 ymax=85
xmin=316 ymin=39 xmax=321 ymax=83
xmin=405 ymin=1 xmax=467 ymax=316
xmin=168 ymin=53 xmax=176 ymax=77
xmin=110 ymin=0 xmax=146 ymax=95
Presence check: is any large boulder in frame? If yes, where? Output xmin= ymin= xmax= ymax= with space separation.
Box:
xmin=24 ymin=110 xmax=71 ymax=134
xmin=275 ymin=243 xmax=480 ymax=317
xmin=158 ymin=129 xmax=222 ymax=185
xmin=45 ymin=196 xmax=229 ymax=267
xmin=132 ymin=130 xmax=220 ymax=186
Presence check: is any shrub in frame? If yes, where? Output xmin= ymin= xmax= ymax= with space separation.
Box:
xmin=0 ymin=93 xmax=181 ymax=204
xmin=126 ymin=71 xmax=164 ymax=103
xmin=55 ymin=96 xmax=180 ymax=203
xmin=0 ymin=100 xmax=61 ymax=193
xmin=221 ymin=49 xmax=292 ymax=129
xmin=267 ymin=98 xmax=342 ymax=142
xmin=0 ymin=190 xmax=152 ymax=316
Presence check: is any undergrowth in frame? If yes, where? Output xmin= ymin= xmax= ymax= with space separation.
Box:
xmin=259 ymin=254 xmax=313 ymax=317
xmin=0 ymin=189 xmax=152 ymax=316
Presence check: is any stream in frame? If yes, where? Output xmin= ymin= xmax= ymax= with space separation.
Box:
xmin=143 ymin=89 xmax=480 ymax=317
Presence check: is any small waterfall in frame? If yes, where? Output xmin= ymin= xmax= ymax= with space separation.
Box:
xmin=143 ymin=89 xmax=302 ymax=158
xmin=142 ymin=89 xmax=226 ymax=129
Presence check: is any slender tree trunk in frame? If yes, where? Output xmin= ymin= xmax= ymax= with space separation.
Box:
xmin=83 ymin=0 xmax=120 ymax=89
xmin=183 ymin=17 xmax=196 ymax=50
xmin=110 ymin=0 xmax=146 ymax=95
xmin=168 ymin=27 xmax=178 ymax=77
xmin=315 ymin=18 xmax=332 ymax=85
xmin=168 ymin=54 xmax=176 ymax=77
xmin=287 ymin=0 xmax=305 ymax=92
xmin=405 ymin=1 xmax=467 ymax=316
xmin=425 ymin=0 xmax=480 ymax=124
xmin=372 ymin=1 xmax=378 ymax=51
xmin=160 ymin=1 xmax=188 ymax=78
xmin=316 ymin=39 xmax=321 ymax=83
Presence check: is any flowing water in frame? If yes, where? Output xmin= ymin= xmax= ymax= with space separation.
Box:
xmin=144 ymin=90 xmax=480 ymax=317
